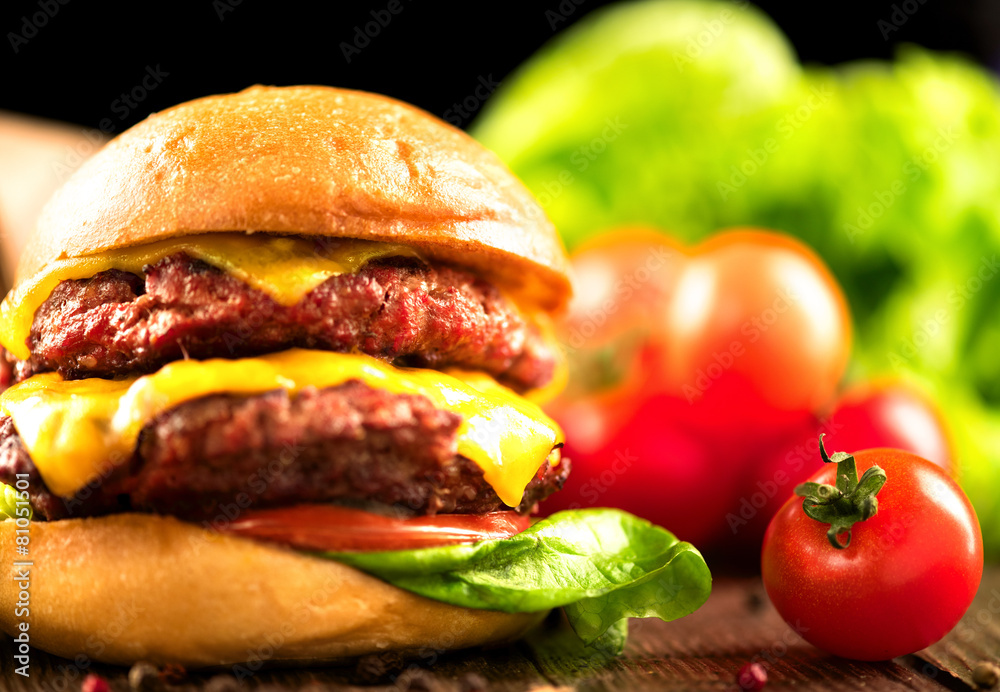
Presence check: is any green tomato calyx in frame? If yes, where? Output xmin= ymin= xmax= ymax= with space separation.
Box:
xmin=793 ymin=434 xmax=886 ymax=550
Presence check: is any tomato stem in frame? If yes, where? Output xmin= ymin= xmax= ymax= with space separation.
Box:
xmin=793 ymin=435 xmax=886 ymax=549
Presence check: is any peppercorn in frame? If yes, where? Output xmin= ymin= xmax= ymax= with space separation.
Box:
xmin=737 ymin=662 xmax=767 ymax=691
xmin=128 ymin=661 xmax=159 ymax=692
xmin=973 ymin=661 xmax=1000 ymax=688
xmin=81 ymin=674 xmax=110 ymax=692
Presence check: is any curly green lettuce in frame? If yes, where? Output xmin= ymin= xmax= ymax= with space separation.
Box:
xmin=472 ymin=0 xmax=1000 ymax=557
xmin=319 ymin=509 xmax=712 ymax=654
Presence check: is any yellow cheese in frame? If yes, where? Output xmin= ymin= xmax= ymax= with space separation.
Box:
xmin=0 ymin=234 xmax=418 ymax=360
xmin=0 ymin=349 xmax=563 ymax=508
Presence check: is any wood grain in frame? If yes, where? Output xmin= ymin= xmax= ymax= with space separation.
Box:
xmin=8 ymin=569 xmax=995 ymax=692
xmin=914 ymin=568 xmax=1000 ymax=689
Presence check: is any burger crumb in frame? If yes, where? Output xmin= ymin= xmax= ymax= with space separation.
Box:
xmin=81 ymin=674 xmax=110 ymax=692
xmin=458 ymin=672 xmax=488 ymax=692
xmin=204 ymin=675 xmax=241 ymax=692
xmin=128 ymin=661 xmax=159 ymax=691
xmin=158 ymin=663 xmax=187 ymax=685
xmin=973 ymin=661 xmax=1000 ymax=688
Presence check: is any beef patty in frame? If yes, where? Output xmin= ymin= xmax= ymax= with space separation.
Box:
xmin=4 ymin=254 xmax=556 ymax=392
xmin=0 ymin=380 xmax=568 ymax=521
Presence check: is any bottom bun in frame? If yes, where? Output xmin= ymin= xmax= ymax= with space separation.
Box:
xmin=0 ymin=513 xmax=545 ymax=668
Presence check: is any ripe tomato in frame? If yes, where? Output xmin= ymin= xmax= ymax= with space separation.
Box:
xmin=661 ymin=230 xmax=851 ymax=440
xmin=719 ymin=416 xmax=822 ymax=555
xmin=220 ymin=505 xmax=531 ymax=552
xmin=546 ymin=228 xmax=851 ymax=548
xmin=542 ymin=394 xmax=738 ymax=547
xmin=821 ymin=380 xmax=953 ymax=476
xmin=761 ymin=444 xmax=982 ymax=661
xmin=732 ymin=380 xmax=955 ymax=551
xmin=547 ymin=229 xmax=682 ymax=450
xmin=553 ymin=229 xmax=850 ymax=437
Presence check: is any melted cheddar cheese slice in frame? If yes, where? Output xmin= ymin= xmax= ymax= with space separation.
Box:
xmin=0 ymin=349 xmax=563 ymax=507
xmin=0 ymin=233 xmax=417 ymax=360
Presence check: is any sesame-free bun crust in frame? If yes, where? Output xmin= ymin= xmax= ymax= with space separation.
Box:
xmin=0 ymin=514 xmax=544 ymax=668
xmin=21 ymin=85 xmax=570 ymax=310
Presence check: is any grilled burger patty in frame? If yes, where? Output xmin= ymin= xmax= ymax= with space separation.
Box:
xmin=0 ymin=380 xmax=568 ymax=521
xmin=3 ymin=254 xmax=557 ymax=392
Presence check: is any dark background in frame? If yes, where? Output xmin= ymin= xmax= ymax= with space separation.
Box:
xmin=1 ymin=0 xmax=998 ymax=134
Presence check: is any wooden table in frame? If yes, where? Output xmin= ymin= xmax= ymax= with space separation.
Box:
xmin=3 ymin=569 xmax=998 ymax=691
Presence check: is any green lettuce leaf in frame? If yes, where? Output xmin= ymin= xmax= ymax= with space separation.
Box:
xmin=471 ymin=0 xmax=1000 ymax=557
xmin=321 ymin=509 xmax=711 ymax=654
xmin=0 ymin=481 xmax=29 ymax=521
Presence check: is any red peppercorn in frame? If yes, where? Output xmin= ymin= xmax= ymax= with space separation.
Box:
xmin=81 ymin=674 xmax=110 ymax=692
xmin=737 ymin=663 xmax=767 ymax=691
xmin=159 ymin=662 xmax=187 ymax=684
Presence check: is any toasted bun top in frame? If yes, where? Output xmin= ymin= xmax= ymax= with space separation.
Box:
xmin=21 ymin=85 xmax=570 ymax=310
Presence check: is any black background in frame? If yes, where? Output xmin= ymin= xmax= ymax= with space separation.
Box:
xmin=1 ymin=0 xmax=998 ymax=134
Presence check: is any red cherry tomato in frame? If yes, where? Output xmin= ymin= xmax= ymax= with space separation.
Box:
xmin=720 ymin=416 xmax=822 ymax=552
xmin=822 ymin=380 xmax=953 ymax=475
xmin=543 ymin=394 xmax=736 ymax=546
xmin=762 ymin=446 xmax=982 ymax=661
xmin=733 ymin=380 xmax=955 ymax=551
xmin=548 ymin=229 xmax=682 ymax=449
xmin=547 ymin=228 xmax=851 ymax=548
xmin=661 ymin=231 xmax=851 ymax=441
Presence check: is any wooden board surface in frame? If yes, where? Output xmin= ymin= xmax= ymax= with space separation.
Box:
xmin=7 ymin=568 xmax=999 ymax=691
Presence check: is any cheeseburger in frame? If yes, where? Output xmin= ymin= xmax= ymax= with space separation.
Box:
xmin=0 ymin=86 xmax=709 ymax=668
